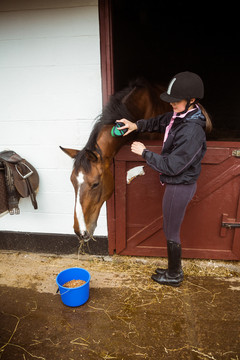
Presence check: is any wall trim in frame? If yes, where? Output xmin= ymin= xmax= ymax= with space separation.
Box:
xmin=0 ymin=231 xmax=109 ymax=255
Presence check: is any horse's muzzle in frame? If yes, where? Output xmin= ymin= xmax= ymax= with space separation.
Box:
xmin=74 ymin=230 xmax=92 ymax=243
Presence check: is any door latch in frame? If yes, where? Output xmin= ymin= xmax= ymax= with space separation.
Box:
xmin=221 ymin=214 xmax=240 ymax=237
xmin=232 ymin=149 xmax=240 ymax=158
xmin=222 ymin=222 xmax=240 ymax=229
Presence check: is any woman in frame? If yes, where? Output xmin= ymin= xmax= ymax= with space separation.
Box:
xmin=117 ymin=71 xmax=212 ymax=287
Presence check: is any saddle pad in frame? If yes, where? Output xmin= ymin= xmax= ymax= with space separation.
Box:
xmin=0 ymin=150 xmax=22 ymax=163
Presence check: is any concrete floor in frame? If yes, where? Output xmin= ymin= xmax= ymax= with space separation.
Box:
xmin=0 ymin=251 xmax=240 ymax=360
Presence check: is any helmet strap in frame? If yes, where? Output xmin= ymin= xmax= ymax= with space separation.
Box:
xmin=184 ymin=99 xmax=191 ymax=112
xmin=177 ymin=98 xmax=198 ymax=116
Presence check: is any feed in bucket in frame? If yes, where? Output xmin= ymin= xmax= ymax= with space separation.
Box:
xmin=63 ymin=279 xmax=86 ymax=288
xmin=56 ymin=267 xmax=91 ymax=307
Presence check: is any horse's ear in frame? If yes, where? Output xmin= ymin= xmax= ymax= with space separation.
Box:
xmin=85 ymin=149 xmax=99 ymax=162
xmin=60 ymin=146 xmax=79 ymax=158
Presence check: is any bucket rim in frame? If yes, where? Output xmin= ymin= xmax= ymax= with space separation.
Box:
xmin=56 ymin=267 xmax=91 ymax=289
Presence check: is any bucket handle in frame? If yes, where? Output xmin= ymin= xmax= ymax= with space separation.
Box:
xmin=56 ymin=287 xmax=72 ymax=296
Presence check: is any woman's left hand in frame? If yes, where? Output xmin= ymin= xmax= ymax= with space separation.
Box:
xmin=131 ymin=141 xmax=146 ymax=156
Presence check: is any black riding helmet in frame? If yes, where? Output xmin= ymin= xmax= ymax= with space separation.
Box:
xmin=160 ymin=71 xmax=204 ymax=103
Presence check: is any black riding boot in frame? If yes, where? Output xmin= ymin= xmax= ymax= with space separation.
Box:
xmin=155 ymin=239 xmax=183 ymax=275
xmin=151 ymin=240 xmax=184 ymax=287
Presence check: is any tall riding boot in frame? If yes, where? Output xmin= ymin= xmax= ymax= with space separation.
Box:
xmin=151 ymin=240 xmax=184 ymax=287
xmin=155 ymin=240 xmax=184 ymax=276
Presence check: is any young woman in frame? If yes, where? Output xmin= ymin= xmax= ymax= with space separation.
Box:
xmin=117 ymin=71 xmax=212 ymax=287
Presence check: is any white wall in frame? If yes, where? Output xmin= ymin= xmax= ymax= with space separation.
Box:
xmin=0 ymin=0 xmax=107 ymax=235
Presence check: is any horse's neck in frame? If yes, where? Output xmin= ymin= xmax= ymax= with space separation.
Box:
xmin=97 ymin=125 xmax=127 ymax=162
xmin=96 ymin=83 xmax=171 ymax=164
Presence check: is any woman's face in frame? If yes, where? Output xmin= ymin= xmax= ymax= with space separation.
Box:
xmin=170 ymin=98 xmax=195 ymax=113
xmin=170 ymin=99 xmax=188 ymax=113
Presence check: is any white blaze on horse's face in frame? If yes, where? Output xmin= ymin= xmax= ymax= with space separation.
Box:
xmin=75 ymin=171 xmax=87 ymax=237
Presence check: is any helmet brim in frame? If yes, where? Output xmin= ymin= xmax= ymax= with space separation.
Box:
xmin=160 ymin=92 xmax=183 ymax=103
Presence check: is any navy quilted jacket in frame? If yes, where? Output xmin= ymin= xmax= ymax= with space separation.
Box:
xmin=136 ymin=107 xmax=207 ymax=184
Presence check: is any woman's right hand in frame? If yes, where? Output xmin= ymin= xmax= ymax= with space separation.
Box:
xmin=116 ymin=118 xmax=138 ymax=136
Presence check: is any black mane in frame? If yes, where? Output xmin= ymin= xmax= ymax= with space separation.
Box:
xmin=73 ymin=79 xmax=147 ymax=173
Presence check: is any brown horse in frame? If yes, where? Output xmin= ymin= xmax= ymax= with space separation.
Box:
xmin=61 ymin=79 xmax=170 ymax=245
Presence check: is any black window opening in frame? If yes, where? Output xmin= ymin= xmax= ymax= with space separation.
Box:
xmin=112 ymin=0 xmax=240 ymax=140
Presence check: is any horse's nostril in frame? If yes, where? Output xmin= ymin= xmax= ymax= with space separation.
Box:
xmin=75 ymin=229 xmax=90 ymax=241
xmin=83 ymin=231 xmax=89 ymax=239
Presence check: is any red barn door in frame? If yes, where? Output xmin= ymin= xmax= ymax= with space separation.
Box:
xmin=109 ymin=141 xmax=240 ymax=260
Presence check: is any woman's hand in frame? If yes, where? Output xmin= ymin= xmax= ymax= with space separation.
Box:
xmin=116 ymin=118 xmax=137 ymax=136
xmin=131 ymin=141 xmax=146 ymax=156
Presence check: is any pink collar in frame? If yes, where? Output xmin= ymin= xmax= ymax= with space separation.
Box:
xmin=172 ymin=104 xmax=199 ymax=119
xmin=164 ymin=105 xmax=199 ymax=143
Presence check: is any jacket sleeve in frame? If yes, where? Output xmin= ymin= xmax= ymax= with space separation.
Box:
xmin=136 ymin=112 xmax=171 ymax=133
xmin=142 ymin=126 xmax=205 ymax=176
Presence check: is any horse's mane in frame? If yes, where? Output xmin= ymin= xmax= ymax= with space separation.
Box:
xmin=74 ymin=78 xmax=151 ymax=173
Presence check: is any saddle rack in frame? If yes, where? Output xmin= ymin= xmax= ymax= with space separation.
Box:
xmin=0 ymin=150 xmax=39 ymax=215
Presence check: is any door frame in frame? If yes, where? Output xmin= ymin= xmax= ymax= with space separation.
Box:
xmin=98 ymin=0 xmax=114 ymax=104
xmin=99 ymin=0 xmax=116 ymax=253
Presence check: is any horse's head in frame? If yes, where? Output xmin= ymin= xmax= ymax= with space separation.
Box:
xmin=60 ymin=146 xmax=114 ymax=241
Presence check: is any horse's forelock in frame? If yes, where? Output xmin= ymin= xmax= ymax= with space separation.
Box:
xmin=74 ymin=149 xmax=92 ymax=174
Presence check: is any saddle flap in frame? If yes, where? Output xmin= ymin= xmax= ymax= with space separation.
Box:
xmin=8 ymin=160 xmax=39 ymax=198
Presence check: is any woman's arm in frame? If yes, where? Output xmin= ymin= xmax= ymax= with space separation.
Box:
xmin=117 ymin=112 xmax=171 ymax=136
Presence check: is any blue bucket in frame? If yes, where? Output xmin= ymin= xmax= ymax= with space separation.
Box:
xmin=56 ymin=267 xmax=91 ymax=307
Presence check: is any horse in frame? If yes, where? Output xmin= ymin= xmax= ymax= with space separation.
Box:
xmin=61 ymin=78 xmax=170 ymax=247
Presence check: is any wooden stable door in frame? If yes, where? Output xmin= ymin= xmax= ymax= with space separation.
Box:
xmin=108 ymin=141 xmax=240 ymax=260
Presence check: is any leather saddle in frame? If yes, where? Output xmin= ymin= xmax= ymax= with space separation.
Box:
xmin=0 ymin=150 xmax=39 ymax=215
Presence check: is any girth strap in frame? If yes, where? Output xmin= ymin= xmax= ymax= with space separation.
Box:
xmin=2 ymin=162 xmax=20 ymax=214
xmin=25 ymin=177 xmax=38 ymax=209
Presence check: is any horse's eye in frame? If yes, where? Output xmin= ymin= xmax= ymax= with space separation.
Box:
xmin=91 ymin=182 xmax=99 ymax=189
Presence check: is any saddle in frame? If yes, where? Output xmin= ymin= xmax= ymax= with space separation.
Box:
xmin=0 ymin=150 xmax=39 ymax=215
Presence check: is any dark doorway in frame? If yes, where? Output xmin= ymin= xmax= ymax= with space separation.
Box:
xmin=112 ymin=1 xmax=240 ymax=140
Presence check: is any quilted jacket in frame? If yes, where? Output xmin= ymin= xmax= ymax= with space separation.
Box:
xmin=136 ymin=107 xmax=207 ymax=184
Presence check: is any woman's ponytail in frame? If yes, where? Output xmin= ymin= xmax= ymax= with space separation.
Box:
xmin=198 ymin=103 xmax=212 ymax=133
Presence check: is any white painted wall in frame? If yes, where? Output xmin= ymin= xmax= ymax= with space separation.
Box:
xmin=0 ymin=0 xmax=107 ymax=235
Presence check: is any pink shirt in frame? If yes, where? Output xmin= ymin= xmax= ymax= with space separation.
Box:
xmin=163 ymin=105 xmax=198 ymax=143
